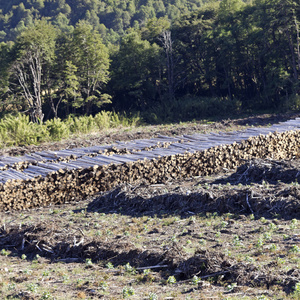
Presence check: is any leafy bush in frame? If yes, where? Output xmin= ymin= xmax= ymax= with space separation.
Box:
xmin=0 ymin=111 xmax=142 ymax=148
xmin=94 ymin=111 xmax=141 ymax=129
xmin=45 ymin=118 xmax=70 ymax=141
xmin=0 ymin=113 xmax=49 ymax=146
xmin=94 ymin=111 xmax=114 ymax=130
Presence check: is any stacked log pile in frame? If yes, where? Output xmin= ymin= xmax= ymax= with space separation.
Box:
xmin=0 ymin=119 xmax=300 ymax=211
xmin=0 ymin=138 xmax=178 ymax=172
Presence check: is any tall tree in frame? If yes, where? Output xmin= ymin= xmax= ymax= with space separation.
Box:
xmin=110 ymin=31 xmax=163 ymax=110
xmin=10 ymin=19 xmax=56 ymax=123
xmin=67 ymin=21 xmax=111 ymax=114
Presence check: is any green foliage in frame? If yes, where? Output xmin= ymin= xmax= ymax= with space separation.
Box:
xmin=61 ymin=60 xmax=81 ymax=103
xmin=0 ymin=113 xmax=49 ymax=147
xmin=94 ymin=111 xmax=141 ymax=129
xmin=41 ymin=291 xmax=53 ymax=300
xmin=26 ymin=283 xmax=38 ymax=293
xmin=106 ymin=262 xmax=114 ymax=269
xmin=293 ymin=282 xmax=300 ymax=296
xmin=66 ymin=21 xmax=110 ymax=114
xmin=143 ymin=96 xmax=241 ymax=124
xmin=0 ymin=111 xmax=141 ymax=148
xmin=166 ymin=275 xmax=176 ymax=284
xmin=45 ymin=118 xmax=70 ymax=141
xmin=110 ymin=30 xmax=162 ymax=110
xmin=9 ymin=19 xmax=57 ymax=123
xmin=191 ymin=275 xmax=202 ymax=285
xmin=122 ymin=286 xmax=135 ymax=298
xmin=0 ymin=0 xmax=204 ymax=44
xmin=1 ymin=249 xmax=10 ymax=256
xmin=124 ymin=262 xmax=136 ymax=274
xmin=67 ymin=115 xmax=95 ymax=134
xmin=0 ymin=0 xmax=300 ymax=124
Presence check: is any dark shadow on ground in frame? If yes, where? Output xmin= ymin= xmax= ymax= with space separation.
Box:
xmin=87 ymin=182 xmax=300 ymax=221
xmin=232 ymin=111 xmax=300 ymax=127
xmin=213 ymin=159 xmax=300 ymax=185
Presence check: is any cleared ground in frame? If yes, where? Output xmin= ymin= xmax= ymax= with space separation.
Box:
xmin=1 ymin=113 xmax=300 ymax=299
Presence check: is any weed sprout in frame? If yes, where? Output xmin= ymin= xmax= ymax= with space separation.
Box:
xmin=293 ymin=282 xmax=300 ymax=295
xmin=122 ymin=286 xmax=135 ymax=298
xmin=245 ymin=256 xmax=254 ymax=263
xmin=192 ymin=275 xmax=201 ymax=285
xmin=167 ymin=276 xmax=176 ymax=284
xmin=290 ymin=219 xmax=298 ymax=230
xmin=106 ymin=262 xmax=114 ymax=269
xmin=27 ymin=283 xmax=38 ymax=293
xmin=290 ymin=245 xmax=300 ymax=253
xmin=256 ymin=295 xmax=269 ymax=300
xmin=125 ymin=262 xmax=136 ymax=274
xmin=226 ymin=282 xmax=237 ymax=291
xmin=99 ymin=281 xmax=108 ymax=291
xmin=148 ymin=292 xmax=158 ymax=300
xmin=143 ymin=269 xmax=150 ymax=276
xmin=268 ymin=222 xmax=277 ymax=231
xmin=220 ymin=221 xmax=228 ymax=228
xmin=41 ymin=291 xmax=53 ymax=299
xmin=256 ymin=237 xmax=264 ymax=248
xmin=1 ymin=249 xmax=9 ymax=256
xmin=260 ymin=217 xmax=266 ymax=224
xmin=263 ymin=232 xmax=272 ymax=240
xmin=233 ymin=235 xmax=242 ymax=246
xmin=8 ymin=283 xmax=16 ymax=291
xmin=199 ymin=239 xmax=206 ymax=245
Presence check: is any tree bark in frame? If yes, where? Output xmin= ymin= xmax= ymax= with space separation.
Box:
xmin=161 ymin=30 xmax=175 ymax=101
xmin=14 ymin=49 xmax=44 ymax=123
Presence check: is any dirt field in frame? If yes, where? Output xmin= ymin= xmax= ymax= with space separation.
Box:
xmin=1 ymin=113 xmax=300 ymax=299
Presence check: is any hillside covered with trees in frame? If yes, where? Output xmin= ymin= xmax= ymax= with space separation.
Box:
xmin=0 ymin=0 xmax=299 ymax=125
xmin=0 ymin=0 xmax=207 ymax=43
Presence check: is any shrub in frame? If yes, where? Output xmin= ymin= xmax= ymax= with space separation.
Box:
xmin=46 ymin=118 xmax=69 ymax=140
xmin=0 ymin=111 xmax=142 ymax=148
xmin=0 ymin=113 xmax=49 ymax=146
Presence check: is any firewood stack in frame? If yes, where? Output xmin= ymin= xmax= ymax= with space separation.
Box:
xmin=0 ymin=120 xmax=300 ymax=211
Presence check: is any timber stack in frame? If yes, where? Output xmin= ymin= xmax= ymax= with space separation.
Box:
xmin=0 ymin=118 xmax=300 ymax=211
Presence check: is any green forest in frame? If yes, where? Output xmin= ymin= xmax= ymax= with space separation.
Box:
xmin=0 ymin=0 xmax=299 ymax=125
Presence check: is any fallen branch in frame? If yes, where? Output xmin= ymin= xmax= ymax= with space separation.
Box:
xmin=197 ymin=270 xmax=230 ymax=279
xmin=246 ymin=193 xmax=254 ymax=214
xmin=136 ymin=265 xmax=168 ymax=270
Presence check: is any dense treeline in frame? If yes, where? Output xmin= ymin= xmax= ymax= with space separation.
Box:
xmin=109 ymin=0 xmax=300 ymax=121
xmin=0 ymin=0 xmax=299 ymax=124
xmin=0 ymin=0 xmax=206 ymax=44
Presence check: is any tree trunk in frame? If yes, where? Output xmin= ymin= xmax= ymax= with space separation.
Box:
xmin=14 ymin=49 xmax=44 ymax=124
xmin=161 ymin=30 xmax=175 ymax=101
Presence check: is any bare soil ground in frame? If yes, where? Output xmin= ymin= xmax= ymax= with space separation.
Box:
xmin=1 ymin=113 xmax=300 ymax=300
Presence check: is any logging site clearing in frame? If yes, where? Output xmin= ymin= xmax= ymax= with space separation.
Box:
xmin=1 ymin=113 xmax=300 ymax=300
